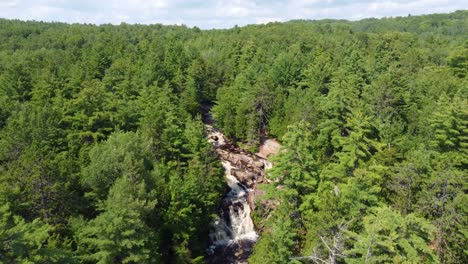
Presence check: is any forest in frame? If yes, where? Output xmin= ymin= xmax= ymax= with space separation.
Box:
xmin=0 ymin=10 xmax=467 ymax=263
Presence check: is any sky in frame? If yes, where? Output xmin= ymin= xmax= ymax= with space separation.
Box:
xmin=0 ymin=0 xmax=466 ymax=29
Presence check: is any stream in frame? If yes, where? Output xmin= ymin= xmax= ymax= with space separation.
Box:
xmin=203 ymin=113 xmax=271 ymax=264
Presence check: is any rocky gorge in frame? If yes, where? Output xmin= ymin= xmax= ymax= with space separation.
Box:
xmin=203 ymin=111 xmax=278 ymax=264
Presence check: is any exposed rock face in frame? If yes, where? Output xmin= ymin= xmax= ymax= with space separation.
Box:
xmin=205 ymin=123 xmax=271 ymax=264
xmin=201 ymin=103 xmax=279 ymax=264
xmin=207 ymin=125 xmax=270 ymax=189
xmin=257 ymin=138 xmax=281 ymax=159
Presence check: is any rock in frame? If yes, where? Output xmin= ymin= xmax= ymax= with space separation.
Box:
xmin=223 ymin=199 xmax=233 ymax=208
xmin=232 ymin=201 xmax=244 ymax=213
xmin=204 ymin=113 xmax=275 ymax=264
xmin=276 ymin=185 xmax=285 ymax=190
xmin=257 ymin=138 xmax=281 ymax=159
xmin=256 ymin=174 xmax=264 ymax=183
xmin=231 ymin=169 xmax=256 ymax=187
xmin=232 ymin=153 xmax=252 ymax=163
xmin=230 ymin=156 xmax=241 ymax=167
xmin=231 ymin=169 xmax=247 ymax=179
xmin=235 ymin=247 xmax=244 ymax=257
xmin=253 ymin=160 xmax=265 ymax=169
xmin=247 ymin=192 xmax=255 ymax=210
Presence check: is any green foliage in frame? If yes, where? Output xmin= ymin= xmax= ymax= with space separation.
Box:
xmin=72 ymin=175 xmax=158 ymax=264
xmin=138 ymin=83 xmax=187 ymax=161
xmin=0 ymin=203 xmax=74 ymax=263
xmin=447 ymin=47 xmax=468 ymax=78
xmin=269 ymin=120 xmax=318 ymax=197
xmin=346 ymin=206 xmax=438 ymax=264
xmin=429 ymin=94 xmax=467 ymax=158
xmin=81 ymin=131 xmax=150 ymax=200
xmin=250 ymin=197 xmax=299 ymax=264
xmin=0 ymin=11 xmax=466 ymax=263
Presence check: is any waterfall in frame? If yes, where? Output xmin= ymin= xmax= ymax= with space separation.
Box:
xmin=205 ymin=124 xmax=267 ymax=263
xmin=207 ymin=152 xmax=258 ymax=248
xmin=211 ymin=162 xmax=257 ymax=242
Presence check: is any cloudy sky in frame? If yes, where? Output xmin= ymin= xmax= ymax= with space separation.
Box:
xmin=0 ymin=0 xmax=466 ymax=29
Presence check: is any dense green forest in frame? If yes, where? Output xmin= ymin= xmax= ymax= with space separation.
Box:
xmin=0 ymin=10 xmax=467 ymax=263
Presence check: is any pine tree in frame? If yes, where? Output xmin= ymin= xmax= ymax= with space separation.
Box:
xmin=416 ymin=156 xmax=467 ymax=263
xmin=250 ymin=197 xmax=299 ymax=264
xmin=72 ymin=175 xmax=158 ymax=264
xmin=81 ymin=131 xmax=150 ymax=201
xmin=268 ymin=120 xmax=318 ymax=197
xmin=429 ymin=94 xmax=467 ymax=163
xmin=346 ymin=206 xmax=438 ymax=264
xmin=0 ymin=203 xmax=75 ymax=263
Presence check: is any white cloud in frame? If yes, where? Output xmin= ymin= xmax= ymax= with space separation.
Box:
xmin=0 ymin=0 xmax=466 ymax=28
xmin=256 ymin=16 xmax=285 ymax=24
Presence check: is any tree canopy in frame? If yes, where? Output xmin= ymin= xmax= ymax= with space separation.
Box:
xmin=0 ymin=10 xmax=467 ymax=263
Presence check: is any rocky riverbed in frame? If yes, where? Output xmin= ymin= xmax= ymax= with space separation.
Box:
xmin=203 ymin=110 xmax=274 ymax=263
xmin=205 ymin=123 xmax=271 ymax=264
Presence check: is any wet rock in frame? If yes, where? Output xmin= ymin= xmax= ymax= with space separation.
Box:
xmin=206 ymin=240 xmax=256 ymax=264
xmin=247 ymin=192 xmax=255 ymax=210
xmin=205 ymin=111 xmax=273 ymax=264
xmin=253 ymin=160 xmax=265 ymax=169
xmin=256 ymin=174 xmax=264 ymax=183
xmin=223 ymin=199 xmax=233 ymax=208
xmin=231 ymin=169 xmax=256 ymax=187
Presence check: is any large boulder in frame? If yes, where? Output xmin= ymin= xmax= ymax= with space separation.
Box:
xmin=231 ymin=169 xmax=256 ymax=187
xmin=253 ymin=160 xmax=264 ymax=169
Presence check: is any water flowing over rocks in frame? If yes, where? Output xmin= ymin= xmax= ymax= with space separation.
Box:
xmin=204 ymin=114 xmax=272 ymax=264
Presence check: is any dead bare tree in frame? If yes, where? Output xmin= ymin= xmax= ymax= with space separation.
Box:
xmin=290 ymin=221 xmax=350 ymax=264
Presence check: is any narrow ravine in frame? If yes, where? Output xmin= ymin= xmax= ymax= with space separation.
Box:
xmin=203 ymin=111 xmax=271 ymax=264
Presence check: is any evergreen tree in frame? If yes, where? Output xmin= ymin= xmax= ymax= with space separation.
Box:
xmin=346 ymin=206 xmax=438 ymax=264
xmin=72 ymin=175 xmax=158 ymax=264
xmin=0 ymin=203 xmax=75 ymax=263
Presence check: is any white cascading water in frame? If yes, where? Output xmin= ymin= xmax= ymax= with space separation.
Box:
xmin=208 ymin=160 xmax=257 ymax=247
xmin=206 ymin=125 xmax=259 ymax=262
xmin=202 ymin=103 xmax=279 ymax=263
xmin=225 ymin=167 xmax=257 ymax=241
